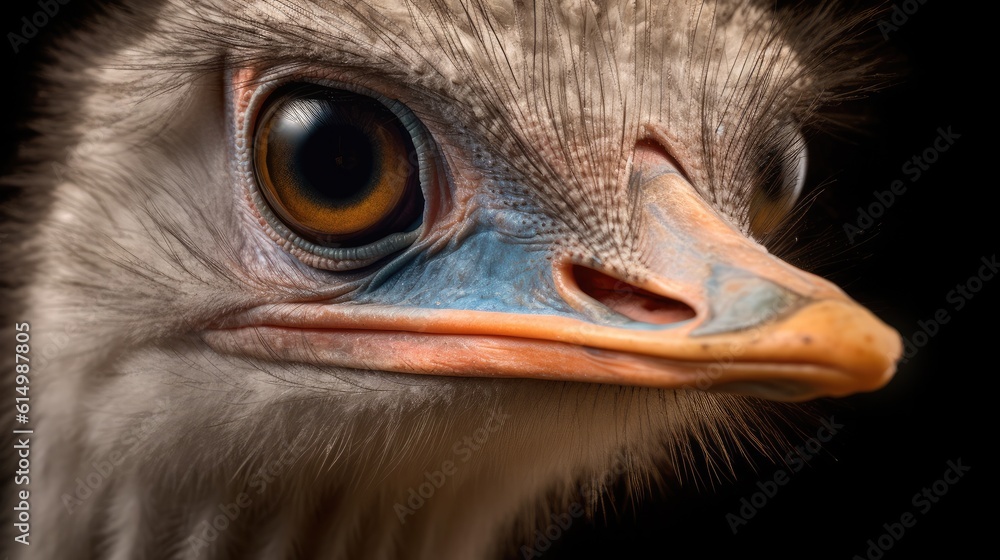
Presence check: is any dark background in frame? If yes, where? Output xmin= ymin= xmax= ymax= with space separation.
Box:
xmin=1 ymin=1 xmax=990 ymax=559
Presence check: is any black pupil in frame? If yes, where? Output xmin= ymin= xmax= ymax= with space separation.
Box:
xmin=297 ymin=123 xmax=375 ymax=204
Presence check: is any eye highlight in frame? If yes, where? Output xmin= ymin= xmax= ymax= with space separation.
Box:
xmin=253 ymin=84 xmax=424 ymax=249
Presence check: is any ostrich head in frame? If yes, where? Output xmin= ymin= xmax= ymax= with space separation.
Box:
xmin=3 ymin=0 xmax=900 ymax=558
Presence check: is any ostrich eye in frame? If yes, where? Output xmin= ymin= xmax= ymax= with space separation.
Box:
xmin=748 ymin=128 xmax=807 ymax=237
xmin=253 ymin=84 xmax=425 ymax=248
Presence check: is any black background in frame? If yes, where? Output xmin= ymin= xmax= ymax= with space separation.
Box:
xmin=1 ymin=1 xmax=991 ymax=559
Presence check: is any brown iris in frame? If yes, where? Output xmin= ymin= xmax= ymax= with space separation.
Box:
xmin=253 ymin=85 xmax=424 ymax=247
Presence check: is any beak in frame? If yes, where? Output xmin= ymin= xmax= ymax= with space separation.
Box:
xmin=207 ymin=163 xmax=901 ymax=403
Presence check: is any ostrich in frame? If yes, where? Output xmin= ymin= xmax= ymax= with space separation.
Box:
xmin=2 ymin=0 xmax=901 ymax=558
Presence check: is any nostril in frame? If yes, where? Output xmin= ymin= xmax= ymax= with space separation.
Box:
xmin=570 ymin=265 xmax=696 ymax=325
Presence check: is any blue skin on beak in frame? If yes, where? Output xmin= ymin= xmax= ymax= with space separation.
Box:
xmin=358 ymin=224 xmax=576 ymax=316
xmin=693 ymin=265 xmax=805 ymax=336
